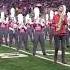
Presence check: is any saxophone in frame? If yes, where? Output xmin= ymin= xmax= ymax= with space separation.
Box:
xmin=56 ymin=12 xmax=64 ymax=31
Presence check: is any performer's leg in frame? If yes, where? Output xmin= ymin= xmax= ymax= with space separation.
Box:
xmin=54 ymin=36 xmax=60 ymax=63
xmin=0 ymin=32 xmax=3 ymax=46
xmin=14 ymin=30 xmax=19 ymax=50
xmin=33 ymin=32 xmax=39 ymax=56
xmin=18 ymin=33 xmax=22 ymax=50
xmin=66 ymin=30 xmax=70 ymax=48
xmin=23 ymin=32 xmax=29 ymax=50
xmin=4 ymin=30 xmax=8 ymax=45
xmin=61 ymin=36 xmax=66 ymax=63
xmin=9 ymin=30 xmax=13 ymax=47
xmin=39 ymin=32 xmax=46 ymax=55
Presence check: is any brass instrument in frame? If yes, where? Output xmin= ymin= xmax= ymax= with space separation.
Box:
xmin=56 ymin=12 xmax=65 ymax=31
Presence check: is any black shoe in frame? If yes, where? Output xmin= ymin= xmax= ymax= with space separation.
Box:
xmin=43 ymin=53 xmax=46 ymax=55
xmin=25 ymin=48 xmax=29 ymax=51
xmin=6 ymin=43 xmax=8 ymax=45
xmin=9 ymin=44 xmax=12 ymax=47
xmin=0 ymin=44 xmax=2 ymax=46
xmin=33 ymin=53 xmax=35 ymax=56
xmin=54 ymin=60 xmax=57 ymax=63
xmin=62 ymin=61 xmax=67 ymax=64
xmin=67 ymin=45 xmax=70 ymax=48
xmin=54 ymin=58 xmax=57 ymax=63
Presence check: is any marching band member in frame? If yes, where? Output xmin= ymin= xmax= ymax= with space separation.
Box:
xmin=44 ymin=13 xmax=49 ymax=40
xmin=25 ymin=14 xmax=31 ymax=24
xmin=9 ymin=19 xmax=18 ymax=48
xmin=8 ymin=19 xmax=14 ymax=47
xmin=33 ymin=17 xmax=46 ymax=56
xmin=0 ymin=19 xmax=3 ymax=46
xmin=18 ymin=23 xmax=29 ymax=51
xmin=0 ymin=11 xmax=9 ymax=45
xmin=17 ymin=13 xmax=24 ymax=25
xmin=52 ymin=5 xmax=67 ymax=63
xmin=4 ymin=16 xmax=9 ymax=45
xmin=34 ymin=7 xmax=40 ymax=20
xmin=25 ymin=14 xmax=34 ymax=41
xmin=66 ymin=12 xmax=70 ymax=48
xmin=48 ymin=9 xmax=54 ymax=45
xmin=10 ymin=7 xmax=17 ymax=23
xmin=17 ymin=13 xmax=29 ymax=51
xmin=10 ymin=7 xmax=16 ymax=19
xmin=9 ymin=7 xmax=19 ymax=48
xmin=13 ymin=21 xmax=19 ymax=49
xmin=1 ymin=11 xmax=5 ymax=22
xmin=49 ymin=9 xmax=54 ymax=21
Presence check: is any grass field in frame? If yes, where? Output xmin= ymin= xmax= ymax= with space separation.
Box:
xmin=0 ymin=40 xmax=70 ymax=70
xmin=27 ymin=40 xmax=70 ymax=64
xmin=0 ymin=37 xmax=70 ymax=70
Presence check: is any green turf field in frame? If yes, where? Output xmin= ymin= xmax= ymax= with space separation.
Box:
xmin=0 ymin=44 xmax=70 ymax=70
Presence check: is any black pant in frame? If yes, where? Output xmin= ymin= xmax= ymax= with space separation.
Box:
xmin=33 ymin=31 xmax=46 ymax=55
xmin=18 ymin=32 xmax=28 ymax=50
xmin=66 ymin=30 xmax=70 ymax=47
xmin=0 ymin=29 xmax=3 ymax=45
xmin=54 ymin=35 xmax=66 ymax=63
xmin=9 ymin=30 xmax=14 ymax=47
xmin=9 ymin=29 xmax=19 ymax=49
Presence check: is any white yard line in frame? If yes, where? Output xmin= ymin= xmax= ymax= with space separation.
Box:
xmin=36 ymin=51 xmax=54 ymax=55
xmin=0 ymin=52 xmax=28 ymax=58
xmin=2 ymin=45 xmax=70 ymax=67
xmin=47 ymin=50 xmax=70 ymax=55
xmin=36 ymin=50 xmax=70 ymax=55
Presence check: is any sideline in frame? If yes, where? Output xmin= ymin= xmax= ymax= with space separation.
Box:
xmin=3 ymin=45 xmax=70 ymax=67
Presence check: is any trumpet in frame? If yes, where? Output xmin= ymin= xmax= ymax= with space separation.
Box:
xmin=56 ymin=12 xmax=65 ymax=31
